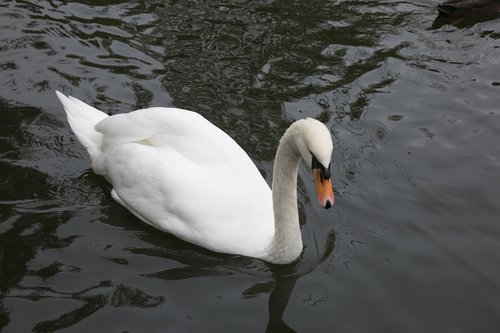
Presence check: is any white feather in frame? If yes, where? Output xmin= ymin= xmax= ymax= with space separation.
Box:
xmin=56 ymin=91 xmax=333 ymax=264
xmin=56 ymin=91 xmax=107 ymax=160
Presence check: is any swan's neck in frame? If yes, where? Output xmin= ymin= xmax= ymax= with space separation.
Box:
xmin=266 ymin=128 xmax=303 ymax=264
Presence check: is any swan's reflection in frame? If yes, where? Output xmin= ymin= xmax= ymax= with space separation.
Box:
xmin=266 ymin=266 xmax=298 ymax=333
xmin=145 ymin=256 xmax=300 ymax=332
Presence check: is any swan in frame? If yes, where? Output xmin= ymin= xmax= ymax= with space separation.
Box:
xmin=56 ymin=91 xmax=334 ymax=264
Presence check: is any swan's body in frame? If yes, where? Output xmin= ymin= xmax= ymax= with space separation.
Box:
xmin=437 ymin=0 xmax=500 ymax=18
xmin=56 ymin=91 xmax=334 ymax=264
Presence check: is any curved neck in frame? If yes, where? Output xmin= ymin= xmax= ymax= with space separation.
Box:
xmin=266 ymin=128 xmax=303 ymax=264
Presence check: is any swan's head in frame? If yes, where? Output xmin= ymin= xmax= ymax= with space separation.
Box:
xmin=292 ymin=118 xmax=334 ymax=209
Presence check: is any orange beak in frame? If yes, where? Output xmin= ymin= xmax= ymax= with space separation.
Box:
xmin=314 ymin=168 xmax=334 ymax=209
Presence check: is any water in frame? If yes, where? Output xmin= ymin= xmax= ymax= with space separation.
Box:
xmin=1 ymin=0 xmax=500 ymax=332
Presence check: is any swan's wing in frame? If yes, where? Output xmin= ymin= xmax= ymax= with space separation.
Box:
xmin=94 ymin=108 xmax=274 ymax=257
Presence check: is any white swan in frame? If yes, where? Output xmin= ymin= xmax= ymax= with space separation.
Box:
xmin=56 ymin=91 xmax=334 ymax=264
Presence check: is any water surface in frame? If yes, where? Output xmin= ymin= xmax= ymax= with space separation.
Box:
xmin=1 ymin=0 xmax=500 ymax=332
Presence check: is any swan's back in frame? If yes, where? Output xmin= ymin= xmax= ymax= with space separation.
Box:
xmin=96 ymin=108 xmax=233 ymax=162
xmin=58 ymin=93 xmax=275 ymax=258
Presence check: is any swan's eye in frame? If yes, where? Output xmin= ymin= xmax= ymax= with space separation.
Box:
xmin=311 ymin=155 xmax=331 ymax=180
xmin=311 ymin=155 xmax=320 ymax=168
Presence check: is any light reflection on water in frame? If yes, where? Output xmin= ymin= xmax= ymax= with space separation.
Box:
xmin=1 ymin=0 xmax=500 ymax=332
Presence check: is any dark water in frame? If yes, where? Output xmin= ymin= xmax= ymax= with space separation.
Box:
xmin=1 ymin=0 xmax=500 ymax=332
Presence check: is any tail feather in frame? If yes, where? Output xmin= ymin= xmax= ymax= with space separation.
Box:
xmin=56 ymin=91 xmax=108 ymax=160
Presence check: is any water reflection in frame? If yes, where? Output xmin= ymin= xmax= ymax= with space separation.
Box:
xmin=29 ymin=281 xmax=164 ymax=332
xmin=0 ymin=200 xmax=77 ymax=330
xmin=265 ymin=268 xmax=298 ymax=333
